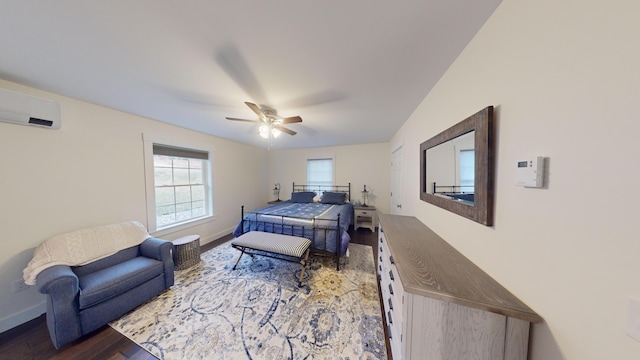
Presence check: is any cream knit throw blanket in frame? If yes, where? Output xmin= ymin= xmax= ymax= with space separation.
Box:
xmin=23 ymin=221 xmax=151 ymax=285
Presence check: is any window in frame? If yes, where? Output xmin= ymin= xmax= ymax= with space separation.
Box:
xmin=143 ymin=137 xmax=214 ymax=234
xmin=458 ymin=149 xmax=474 ymax=193
xmin=307 ymin=158 xmax=333 ymax=187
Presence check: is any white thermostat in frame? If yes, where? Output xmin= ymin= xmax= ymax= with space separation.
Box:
xmin=516 ymin=157 xmax=544 ymax=188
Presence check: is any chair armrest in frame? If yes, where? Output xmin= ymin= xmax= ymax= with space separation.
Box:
xmin=140 ymin=237 xmax=172 ymax=260
xmin=36 ymin=265 xmax=82 ymax=349
xmin=140 ymin=237 xmax=174 ymax=288
xmin=36 ymin=265 xmax=79 ymax=297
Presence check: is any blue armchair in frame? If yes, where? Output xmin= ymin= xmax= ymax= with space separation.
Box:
xmin=35 ymin=237 xmax=174 ymax=349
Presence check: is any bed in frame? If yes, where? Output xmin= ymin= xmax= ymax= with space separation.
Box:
xmin=233 ymin=183 xmax=353 ymax=270
xmin=432 ymin=182 xmax=475 ymax=204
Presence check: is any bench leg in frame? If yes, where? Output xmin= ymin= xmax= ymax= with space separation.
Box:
xmin=232 ymin=247 xmax=247 ymax=270
xmin=298 ymin=248 xmax=311 ymax=286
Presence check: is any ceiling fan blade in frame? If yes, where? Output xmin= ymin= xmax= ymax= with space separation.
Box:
xmin=245 ymin=102 xmax=265 ymax=119
xmin=225 ymin=117 xmax=260 ymax=123
xmin=275 ymin=125 xmax=297 ymax=136
xmin=280 ymin=116 xmax=302 ymax=124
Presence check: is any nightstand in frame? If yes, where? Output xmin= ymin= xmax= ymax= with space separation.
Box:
xmin=354 ymin=206 xmax=377 ymax=231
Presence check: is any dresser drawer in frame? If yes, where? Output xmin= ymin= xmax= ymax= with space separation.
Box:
xmin=378 ymin=232 xmax=404 ymax=345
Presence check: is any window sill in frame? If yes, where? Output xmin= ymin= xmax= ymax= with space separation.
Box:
xmin=151 ymin=215 xmax=217 ymax=238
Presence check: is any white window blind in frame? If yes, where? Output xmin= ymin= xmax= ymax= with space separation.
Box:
xmin=307 ymin=158 xmax=333 ymax=187
xmin=459 ymin=149 xmax=475 ymax=193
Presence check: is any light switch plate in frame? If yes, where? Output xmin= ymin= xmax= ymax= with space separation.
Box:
xmin=626 ymin=295 xmax=640 ymax=342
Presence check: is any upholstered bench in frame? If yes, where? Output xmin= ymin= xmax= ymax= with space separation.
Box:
xmin=231 ymin=231 xmax=311 ymax=286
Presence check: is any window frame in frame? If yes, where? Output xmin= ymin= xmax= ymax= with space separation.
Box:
xmin=143 ymin=134 xmax=215 ymax=236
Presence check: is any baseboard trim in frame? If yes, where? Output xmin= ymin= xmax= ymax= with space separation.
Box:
xmin=201 ymin=227 xmax=235 ymax=245
xmin=0 ymin=301 xmax=46 ymax=334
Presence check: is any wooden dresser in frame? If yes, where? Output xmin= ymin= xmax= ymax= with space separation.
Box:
xmin=377 ymin=213 xmax=542 ymax=360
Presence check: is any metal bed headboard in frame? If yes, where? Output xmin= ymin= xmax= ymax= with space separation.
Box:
xmin=432 ymin=182 xmax=473 ymax=195
xmin=292 ymin=182 xmax=351 ymax=202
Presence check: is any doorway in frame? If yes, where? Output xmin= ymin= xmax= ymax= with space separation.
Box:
xmin=390 ymin=145 xmax=403 ymax=215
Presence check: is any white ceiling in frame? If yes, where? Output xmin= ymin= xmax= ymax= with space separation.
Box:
xmin=0 ymin=1 xmax=501 ymax=149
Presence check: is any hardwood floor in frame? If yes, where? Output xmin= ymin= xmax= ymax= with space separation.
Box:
xmin=0 ymin=228 xmax=384 ymax=360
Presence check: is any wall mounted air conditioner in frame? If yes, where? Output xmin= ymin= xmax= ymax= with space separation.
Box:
xmin=0 ymin=87 xmax=61 ymax=130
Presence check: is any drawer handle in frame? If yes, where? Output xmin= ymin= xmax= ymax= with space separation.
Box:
xmin=389 ymin=270 xmax=394 ymax=281
xmin=379 ymin=246 xmax=383 ymax=253
xmin=379 ymin=256 xmax=382 ymax=263
xmin=379 ymin=264 xmax=382 ymax=272
xmin=388 ymin=283 xmax=394 ymax=295
xmin=379 ymin=237 xmax=383 ymax=243
xmin=387 ymin=311 xmax=393 ymax=324
xmin=388 ymin=297 xmax=393 ymax=310
xmin=377 ymin=274 xmax=381 ymax=282
xmin=389 ymin=255 xmax=395 ymax=264
xmin=387 ymin=325 xmax=392 ymax=339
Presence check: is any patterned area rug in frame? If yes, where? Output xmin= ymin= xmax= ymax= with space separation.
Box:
xmin=110 ymin=240 xmax=387 ymax=360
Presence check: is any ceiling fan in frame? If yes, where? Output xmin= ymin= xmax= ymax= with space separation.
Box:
xmin=226 ymin=102 xmax=302 ymax=137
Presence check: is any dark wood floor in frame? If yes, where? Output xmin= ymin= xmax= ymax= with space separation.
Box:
xmin=0 ymin=228 xmax=383 ymax=360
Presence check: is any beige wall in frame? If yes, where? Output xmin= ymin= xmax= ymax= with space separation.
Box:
xmin=268 ymin=143 xmax=390 ymax=213
xmin=392 ymin=0 xmax=640 ymax=359
xmin=0 ymin=79 xmax=268 ymax=331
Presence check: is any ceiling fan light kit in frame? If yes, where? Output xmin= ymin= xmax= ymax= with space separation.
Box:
xmin=259 ymin=124 xmax=281 ymax=139
xmin=225 ymin=102 xmax=302 ymax=148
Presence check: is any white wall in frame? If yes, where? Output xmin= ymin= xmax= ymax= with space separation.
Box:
xmin=392 ymin=0 xmax=640 ymax=359
xmin=268 ymin=143 xmax=390 ymax=214
xmin=0 ymin=79 xmax=268 ymax=332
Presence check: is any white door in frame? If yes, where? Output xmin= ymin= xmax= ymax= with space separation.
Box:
xmin=390 ymin=145 xmax=403 ymax=215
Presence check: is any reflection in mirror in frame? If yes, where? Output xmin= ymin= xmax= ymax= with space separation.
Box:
xmin=426 ymin=131 xmax=475 ymax=204
xmin=420 ymin=106 xmax=494 ymax=226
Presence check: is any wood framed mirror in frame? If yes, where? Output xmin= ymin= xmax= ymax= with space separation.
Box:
xmin=420 ymin=106 xmax=495 ymax=226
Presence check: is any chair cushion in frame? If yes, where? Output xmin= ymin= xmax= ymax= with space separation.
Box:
xmin=72 ymin=246 xmax=140 ymax=277
xmin=78 ymin=257 xmax=163 ymax=309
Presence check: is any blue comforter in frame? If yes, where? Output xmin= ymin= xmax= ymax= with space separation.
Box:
xmin=233 ymin=202 xmax=353 ymax=256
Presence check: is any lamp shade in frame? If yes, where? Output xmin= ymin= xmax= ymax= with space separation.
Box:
xmin=259 ymin=125 xmax=269 ymax=138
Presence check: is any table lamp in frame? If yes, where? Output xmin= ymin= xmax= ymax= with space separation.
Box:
xmin=361 ymin=185 xmax=369 ymax=207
